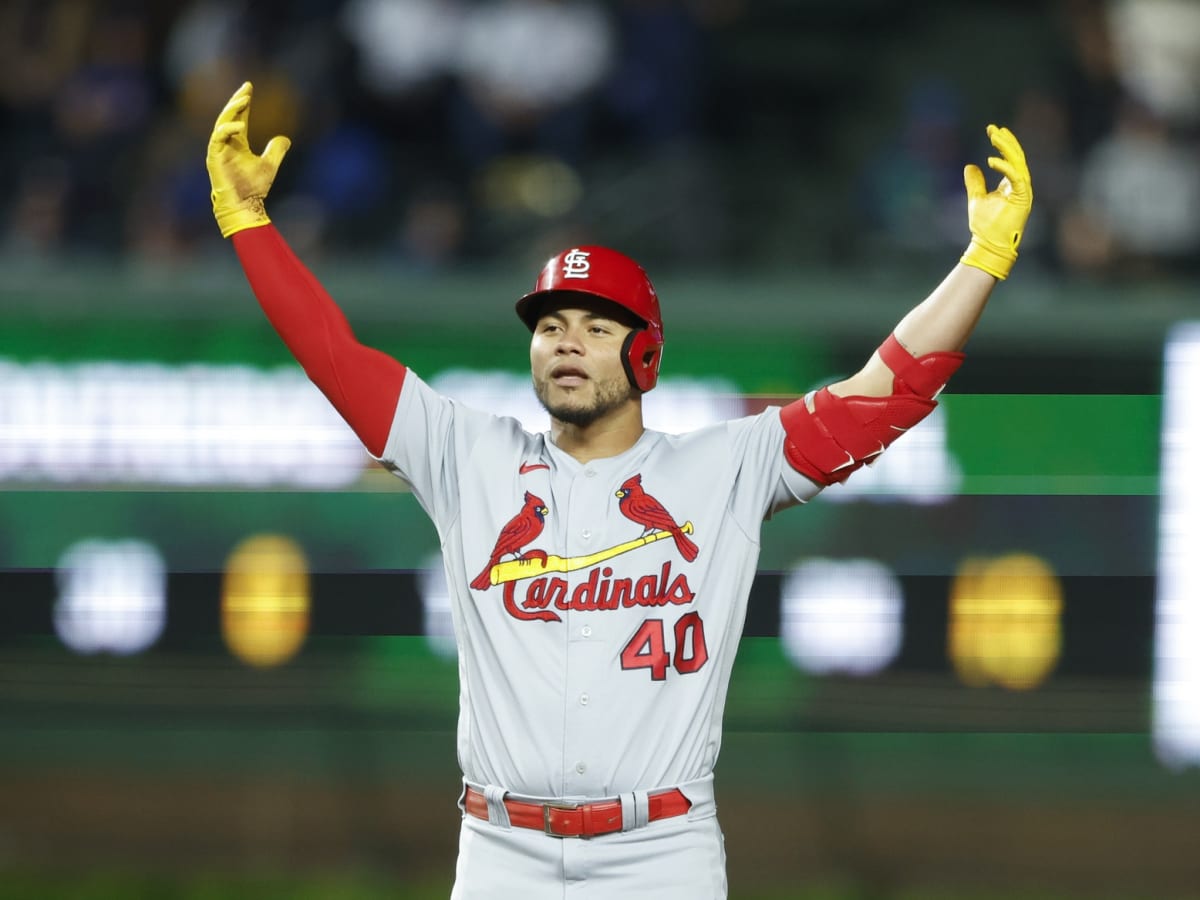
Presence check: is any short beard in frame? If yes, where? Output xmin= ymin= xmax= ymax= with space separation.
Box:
xmin=534 ymin=373 xmax=636 ymax=427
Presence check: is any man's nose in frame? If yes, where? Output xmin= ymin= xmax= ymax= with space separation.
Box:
xmin=555 ymin=328 xmax=585 ymax=353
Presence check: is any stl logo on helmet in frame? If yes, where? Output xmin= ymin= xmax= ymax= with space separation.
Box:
xmin=561 ymin=249 xmax=591 ymax=279
xmin=472 ymin=474 xmax=700 ymax=626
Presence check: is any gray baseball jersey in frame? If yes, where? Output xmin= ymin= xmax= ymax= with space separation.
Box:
xmin=379 ymin=371 xmax=821 ymax=800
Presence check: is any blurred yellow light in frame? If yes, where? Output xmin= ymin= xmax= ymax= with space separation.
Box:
xmin=477 ymin=155 xmax=582 ymax=217
xmin=948 ymin=553 xmax=1062 ymax=691
xmin=221 ymin=534 xmax=311 ymax=668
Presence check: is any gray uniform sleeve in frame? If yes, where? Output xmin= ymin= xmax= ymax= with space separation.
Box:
xmin=772 ymin=409 xmax=825 ymax=513
xmin=725 ymin=407 xmax=822 ymax=532
xmin=371 ymin=371 xmax=497 ymax=530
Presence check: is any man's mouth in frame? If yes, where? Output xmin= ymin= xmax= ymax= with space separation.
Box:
xmin=551 ymin=366 xmax=589 ymax=386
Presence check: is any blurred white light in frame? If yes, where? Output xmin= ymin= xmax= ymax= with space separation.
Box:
xmin=455 ymin=0 xmax=612 ymax=108
xmin=0 ymin=357 xmax=747 ymax=489
xmin=428 ymin=369 xmax=744 ymax=434
xmin=427 ymin=370 xmax=546 ymax=431
xmin=1109 ymin=0 xmax=1200 ymax=126
xmin=1154 ymin=322 xmax=1200 ymax=769
xmin=340 ymin=0 xmax=463 ymax=93
xmin=642 ymin=377 xmax=746 ymax=434
xmin=418 ymin=552 xmax=456 ymax=659
xmin=54 ymin=539 xmax=167 ymax=655
xmin=0 ymin=359 xmax=366 ymax=488
xmin=817 ymin=404 xmax=961 ymax=505
xmin=780 ymin=558 xmax=904 ymax=676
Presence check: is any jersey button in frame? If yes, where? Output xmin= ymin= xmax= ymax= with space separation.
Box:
xmin=581 ymin=529 xmax=591 ymax=540
xmin=585 ymin=469 xmax=596 ymax=478
xmin=575 ymin=762 xmax=587 ymax=774
xmin=579 ymin=692 xmax=589 ymax=706
xmin=581 ymin=624 xmax=592 ymax=638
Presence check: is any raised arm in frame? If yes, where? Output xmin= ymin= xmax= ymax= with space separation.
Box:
xmin=781 ymin=124 xmax=1033 ymax=486
xmin=206 ymin=82 xmax=405 ymax=457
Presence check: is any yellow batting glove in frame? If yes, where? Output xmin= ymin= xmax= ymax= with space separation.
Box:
xmin=206 ymin=82 xmax=291 ymax=238
xmin=960 ymin=124 xmax=1033 ymax=280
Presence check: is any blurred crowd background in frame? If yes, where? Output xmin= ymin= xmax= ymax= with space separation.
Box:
xmin=4 ymin=0 xmax=1200 ymax=281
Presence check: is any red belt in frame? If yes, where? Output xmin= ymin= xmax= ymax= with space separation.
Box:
xmin=464 ymin=786 xmax=691 ymax=838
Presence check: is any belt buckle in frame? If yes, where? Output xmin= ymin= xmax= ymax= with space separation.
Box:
xmin=543 ymin=801 xmax=580 ymax=838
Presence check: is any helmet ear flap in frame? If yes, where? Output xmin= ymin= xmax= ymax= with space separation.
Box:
xmin=621 ymin=329 xmax=662 ymax=392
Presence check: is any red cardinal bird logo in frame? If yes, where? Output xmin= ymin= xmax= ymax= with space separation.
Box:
xmin=471 ymin=491 xmax=550 ymax=590
xmin=615 ymin=474 xmax=699 ymax=562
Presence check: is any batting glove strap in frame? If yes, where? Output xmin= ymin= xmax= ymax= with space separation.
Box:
xmin=212 ymin=192 xmax=271 ymax=238
xmin=961 ymin=236 xmax=1017 ymax=281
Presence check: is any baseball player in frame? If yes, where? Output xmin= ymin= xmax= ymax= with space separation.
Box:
xmin=207 ymin=82 xmax=1032 ymax=898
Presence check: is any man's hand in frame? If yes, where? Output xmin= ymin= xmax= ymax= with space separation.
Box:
xmin=206 ymin=82 xmax=291 ymax=238
xmin=960 ymin=124 xmax=1033 ymax=280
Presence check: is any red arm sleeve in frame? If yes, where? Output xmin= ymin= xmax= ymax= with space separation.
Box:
xmin=231 ymin=225 xmax=406 ymax=457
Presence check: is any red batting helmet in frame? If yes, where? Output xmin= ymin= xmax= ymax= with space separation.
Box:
xmin=515 ymin=246 xmax=664 ymax=392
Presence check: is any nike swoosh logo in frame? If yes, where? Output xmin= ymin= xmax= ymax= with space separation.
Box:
xmin=519 ymin=462 xmax=550 ymax=474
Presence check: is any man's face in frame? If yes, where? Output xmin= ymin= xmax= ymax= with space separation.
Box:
xmin=530 ymin=300 xmax=639 ymax=427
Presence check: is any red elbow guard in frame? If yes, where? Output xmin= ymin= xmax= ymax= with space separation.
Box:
xmin=781 ymin=335 xmax=964 ymax=486
xmin=877 ymin=333 xmax=964 ymax=400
